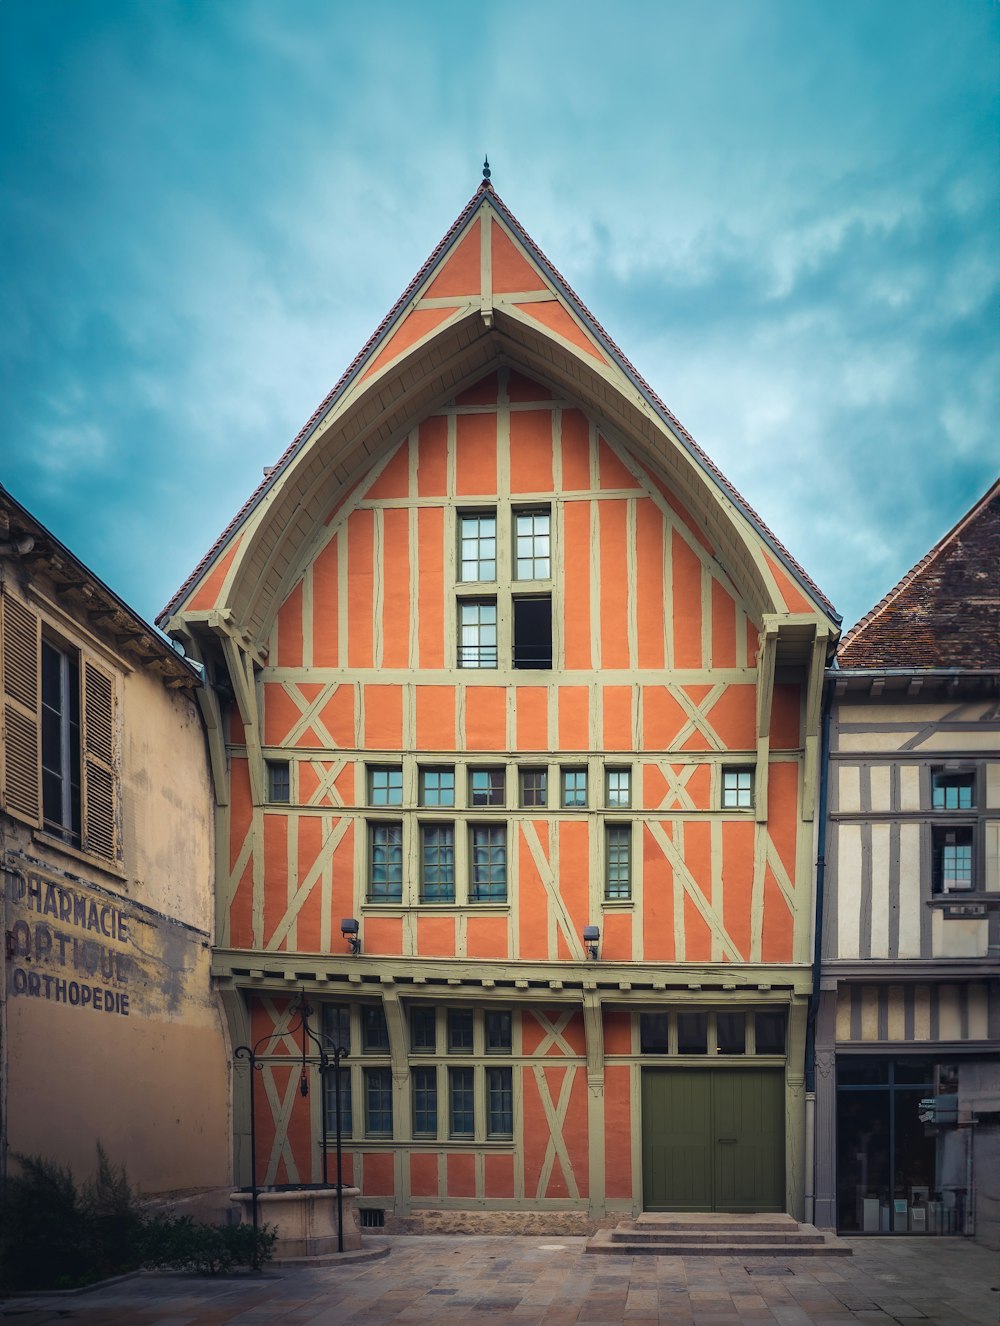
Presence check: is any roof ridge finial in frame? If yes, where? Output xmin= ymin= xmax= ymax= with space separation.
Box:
xmin=482 ymin=155 xmax=491 ymax=186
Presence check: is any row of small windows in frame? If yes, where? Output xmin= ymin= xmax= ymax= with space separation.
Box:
xmin=369 ymin=820 xmax=633 ymax=903
xmin=639 ymin=1009 xmax=787 ymax=1056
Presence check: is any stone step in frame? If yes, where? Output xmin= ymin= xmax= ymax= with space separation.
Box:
xmin=586 ymin=1228 xmax=853 ymax=1257
xmin=610 ymin=1227 xmax=826 ymax=1246
xmin=635 ymin=1212 xmax=798 ymax=1229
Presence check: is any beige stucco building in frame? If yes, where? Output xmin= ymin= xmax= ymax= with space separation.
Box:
xmin=0 ymin=486 xmax=231 ymax=1195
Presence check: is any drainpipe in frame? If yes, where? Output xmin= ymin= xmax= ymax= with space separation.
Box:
xmin=804 ymin=678 xmax=833 ymax=1226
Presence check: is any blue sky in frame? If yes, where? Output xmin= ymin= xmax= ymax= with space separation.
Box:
xmin=2 ymin=0 xmax=997 ymax=632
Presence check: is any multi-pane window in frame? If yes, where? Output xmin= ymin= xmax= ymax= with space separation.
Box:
xmin=410 ymin=1006 xmax=437 ymax=1052
xmin=41 ymin=640 xmax=81 ymax=844
xmin=717 ymin=1012 xmax=746 ymax=1054
xmin=519 ymin=768 xmax=547 ymax=807
xmin=324 ymin=1064 xmax=353 ymax=1137
xmin=606 ymin=825 xmax=632 ymax=900
xmin=266 ymin=759 xmax=290 ymax=803
xmin=364 ymin=1067 xmax=393 ymax=1137
xmin=722 ymin=767 xmax=754 ymax=809
xmin=487 ymin=1067 xmax=513 ymax=1137
xmin=420 ymin=767 xmax=455 ymax=806
xmin=932 ymin=770 xmax=975 ymax=810
xmin=470 ymin=825 xmax=507 ymax=901
xmin=640 ymin=1009 xmax=787 ymax=1056
xmin=368 ymin=822 xmax=403 ymax=900
xmin=561 ymin=768 xmax=587 ymax=808
xmin=369 ymin=766 xmax=403 ymax=805
xmin=322 ymin=1005 xmax=351 ymax=1053
xmin=458 ymin=599 xmax=498 ymax=668
xmin=412 ymin=1067 xmax=438 ymax=1137
xmin=514 ymin=509 xmax=550 ymax=580
xmin=448 ymin=1008 xmax=474 ymax=1051
xmin=459 ymin=512 xmax=497 ymax=582
xmin=362 ymin=1006 xmax=390 ymax=1051
xmin=449 ymin=1067 xmax=475 ymax=1137
xmin=933 ymin=826 xmax=974 ymax=892
xmin=469 ymin=767 xmax=505 ymax=806
xmin=606 ymin=767 xmax=631 ymax=807
xmin=485 ymin=1010 xmax=512 ymax=1052
xmin=420 ymin=823 xmax=455 ymax=902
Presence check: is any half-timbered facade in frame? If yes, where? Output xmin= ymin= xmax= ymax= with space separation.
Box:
xmin=161 ymin=179 xmax=839 ymax=1228
xmin=814 ymin=481 xmax=1000 ymax=1244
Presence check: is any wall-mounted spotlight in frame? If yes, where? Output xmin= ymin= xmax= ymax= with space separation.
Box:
xmin=341 ymin=917 xmax=361 ymax=954
xmin=583 ymin=924 xmax=600 ymax=960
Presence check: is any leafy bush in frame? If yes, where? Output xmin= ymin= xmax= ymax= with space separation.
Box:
xmin=0 ymin=1146 xmax=274 ymax=1291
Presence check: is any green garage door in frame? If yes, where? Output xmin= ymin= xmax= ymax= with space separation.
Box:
xmin=642 ymin=1068 xmax=785 ymax=1212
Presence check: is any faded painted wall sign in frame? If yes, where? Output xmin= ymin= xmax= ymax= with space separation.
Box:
xmin=5 ymin=867 xmax=134 ymax=1016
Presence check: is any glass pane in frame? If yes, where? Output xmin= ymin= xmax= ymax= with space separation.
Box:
xmin=893 ymin=1059 xmax=935 ymax=1086
xmin=836 ymin=1087 xmax=890 ymax=1232
xmin=323 ymin=1005 xmax=351 ymax=1053
xmin=716 ymin=1012 xmax=746 ymax=1054
xmin=363 ymin=1006 xmax=389 ymax=1050
xmin=892 ymin=1088 xmax=936 ymax=1232
xmin=677 ymin=1012 xmax=708 ymax=1054
xmin=448 ymin=1008 xmax=473 ymax=1050
xmin=487 ymin=1067 xmax=513 ymax=1137
xmin=410 ymin=1006 xmax=436 ymax=1052
xmin=412 ymin=1067 xmax=438 ymax=1136
xmin=754 ymin=1010 xmax=786 ymax=1055
xmin=838 ymin=1059 xmax=889 ymax=1085
xmin=485 ymin=1010 xmax=512 ymax=1051
xmin=640 ymin=1012 xmax=669 ymax=1053
xmin=449 ymin=1067 xmax=475 ymax=1137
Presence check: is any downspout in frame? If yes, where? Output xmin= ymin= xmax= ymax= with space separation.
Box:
xmin=804 ymin=676 xmax=833 ymax=1225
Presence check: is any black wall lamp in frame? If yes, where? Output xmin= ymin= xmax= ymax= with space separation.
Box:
xmin=583 ymin=924 xmax=600 ymax=960
xmin=341 ymin=917 xmax=361 ymax=954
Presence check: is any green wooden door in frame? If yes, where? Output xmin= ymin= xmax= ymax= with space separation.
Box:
xmin=641 ymin=1069 xmax=785 ymax=1212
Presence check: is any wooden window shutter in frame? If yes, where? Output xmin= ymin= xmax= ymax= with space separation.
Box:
xmin=1 ymin=591 xmax=42 ymax=826
xmin=82 ymin=658 xmax=118 ymax=859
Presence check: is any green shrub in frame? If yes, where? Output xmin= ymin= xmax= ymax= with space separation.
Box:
xmin=142 ymin=1216 xmax=275 ymax=1274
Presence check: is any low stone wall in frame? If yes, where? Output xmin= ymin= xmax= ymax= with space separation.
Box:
xmin=384 ymin=1209 xmax=614 ymax=1237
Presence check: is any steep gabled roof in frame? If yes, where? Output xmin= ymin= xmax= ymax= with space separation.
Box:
xmin=838 ymin=479 xmax=1000 ymax=670
xmin=159 ymin=181 xmax=838 ymax=635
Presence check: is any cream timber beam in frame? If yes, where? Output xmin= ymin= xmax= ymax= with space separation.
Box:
xmin=216 ymin=624 xmax=265 ymax=806
xmin=581 ymin=989 xmax=605 ymax=1093
xmin=801 ymin=626 xmax=831 ymax=821
xmin=755 ymin=620 xmax=779 ymax=823
xmin=178 ymin=630 xmax=229 ymax=807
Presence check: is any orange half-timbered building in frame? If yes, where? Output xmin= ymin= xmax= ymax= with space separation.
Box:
xmin=160 ymin=179 xmax=839 ymax=1228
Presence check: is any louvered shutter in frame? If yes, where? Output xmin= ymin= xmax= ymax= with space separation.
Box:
xmin=82 ymin=659 xmax=118 ymax=858
xmin=1 ymin=592 xmax=42 ymax=826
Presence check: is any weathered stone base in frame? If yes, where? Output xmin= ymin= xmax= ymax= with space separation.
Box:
xmin=231 ymin=1186 xmax=362 ymax=1257
xmin=384 ymin=1209 xmax=608 ymax=1237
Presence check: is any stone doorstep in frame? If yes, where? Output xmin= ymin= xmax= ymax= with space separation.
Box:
xmin=635 ymin=1213 xmax=799 ymax=1228
xmin=611 ymin=1230 xmax=827 ymax=1245
xmin=586 ymin=1229 xmax=853 ymax=1257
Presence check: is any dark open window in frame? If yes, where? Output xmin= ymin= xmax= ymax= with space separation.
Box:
xmin=513 ymin=595 xmax=552 ymax=669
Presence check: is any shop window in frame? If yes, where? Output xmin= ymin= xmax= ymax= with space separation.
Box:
xmin=470 ymin=824 xmax=506 ymax=901
xmin=485 ymin=1010 xmax=512 ymax=1052
xmin=449 ymin=1067 xmax=475 ymax=1137
xmin=364 ymin=1068 xmax=393 ymax=1137
xmin=458 ymin=511 xmax=497 ymax=583
xmin=519 ymin=767 xmax=547 ymax=808
xmin=469 ymin=767 xmax=505 ymax=806
xmin=514 ymin=508 xmax=550 ymax=580
xmin=561 ymin=768 xmax=587 ymax=808
xmin=458 ymin=599 xmax=498 ymax=668
xmin=420 ymin=823 xmax=455 ymax=902
xmin=448 ymin=1008 xmax=474 ymax=1051
xmin=932 ymin=826 xmax=974 ymax=892
xmin=512 ymin=595 xmax=552 ymax=668
xmin=606 ymin=767 xmax=631 ymax=807
xmin=931 ymin=769 xmax=975 ymax=810
xmin=411 ymin=1067 xmax=438 ymax=1137
xmin=410 ymin=1006 xmax=437 ymax=1052
xmin=722 ymin=767 xmax=754 ymax=809
xmin=419 ymin=766 xmax=455 ymax=806
xmin=362 ymin=1006 xmax=389 ymax=1051
xmin=368 ymin=765 xmax=403 ymax=805
xmin=605 ymin=824 xmax=632 ymax=900
xmin=368 ymin=822 xmax=403 ymax=901
xmin=487 ymin=1067 xmax=513 ymax=1137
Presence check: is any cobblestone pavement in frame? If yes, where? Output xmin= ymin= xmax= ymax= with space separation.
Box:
xmin=3 ymin=1236 xmax=998 ymax=1325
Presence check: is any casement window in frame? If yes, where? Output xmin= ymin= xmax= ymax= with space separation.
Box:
xmin=605 ymin=824 xmax=632 ymax=900
xmin=561 ymin=767 xmax=587 ymax=808
xmin=449 ymin=1066 xmax=475 ymax=1137
xmin=458 ymin=511 xmax=497 ymax=582
xmin=512 ymin=595 xmax=552 ymax=669
xmin=932 ymin=769 xmax=975 ymax=810
xmin=364 ymin=1067 xmax=393 ymax=1137
xmin=411 ymin=1067 xmax=438 ymax=1137
xmin=410 ymin=1006 xmax=437 ymax=1052
xmin=321 ymin=1005 xmax=352 ymax=1136
xmin=362 ymin=1005 xmax=390 ymax=1052
xmin=448 ymin=1008 xmax=474 ymax=1051
xmin=485 ymin=1010 xmax=512 ymax=1052
xmin=419 ymin=766 xmax=455 ymax=806
xmin=368 ymin=765 xmax=403 ymax=805
xmin=932 ymin=826 xmax=974 ymax=893
xmin=420 ymin=823 xmax=455 ymax=902
xmin=1 ymin=592 xmax=118 ymax=860
xmin=513 ymin=508 xmax=550 ymax=580
xmin=266 ymin=759 xmax=290 ymax=803
xmin=469 ymin=766 xmax=505 ymax=806
xmin=519 ymin=767 xmax=547 ymax=808
xmin=469 ymin=824 xmax=506 ymax=901
xmin=368 ymin=822 xmax=403 ymax=901
xmin=722 ymin=767 xmax=754 ymax=809
xmin=458 ymin=599 xmax=497 ymax=668
xmin=605 ymin=767 xmax=631 ymax=807
xmin=487 ymin=1067 xmax=513 ymax=1137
